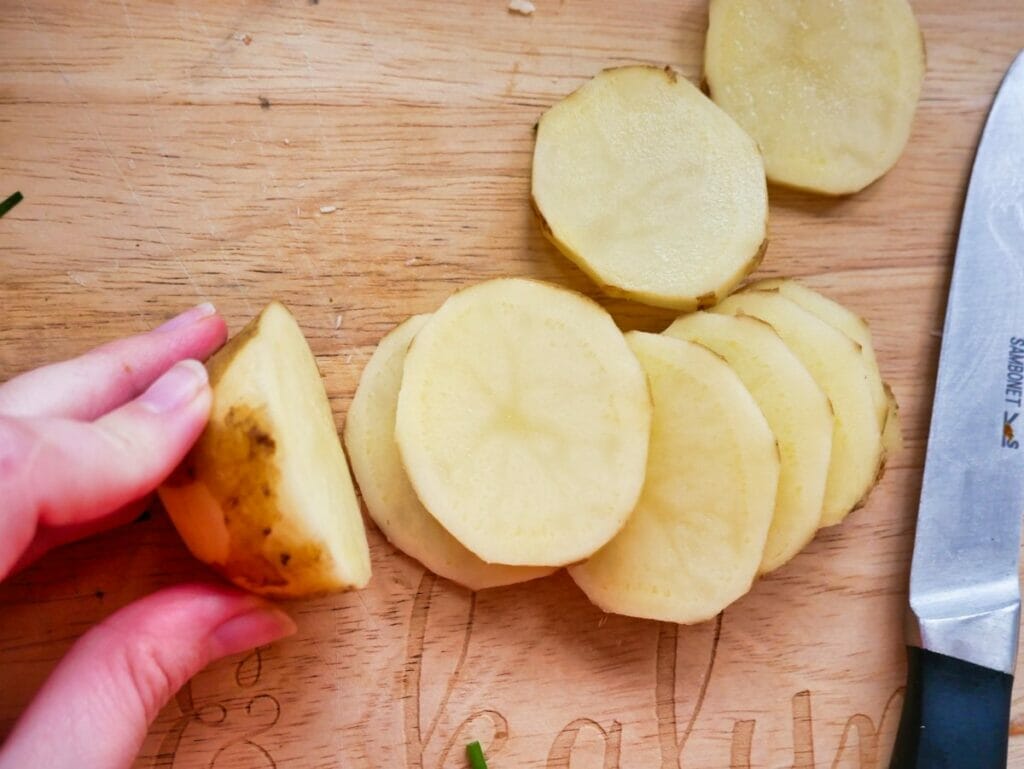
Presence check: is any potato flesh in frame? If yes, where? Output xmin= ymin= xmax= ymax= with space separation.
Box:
xmin=532 ymin=65 xmax=767 ymax=310
xmin=713 ymin=291 xmax=883 ymax=527
xmin=747 ymin=279 xmax=887 ymax=426
xmin=344 ymin=315 xmax=554 ymax=590
xmin=570 ymin=332 xmax=779 ymax=624
xmin=395 ymin=278 xmax=652 ymax=567
xmin=158 ymin=301 xmax=371 ymax=597
xmin=747 ymin=278 xmax=902 ymax=459
xmin=704 ymin=0 xmax=925 ymax=195
xmin=664 ymin=313 xmax=832 ymax=573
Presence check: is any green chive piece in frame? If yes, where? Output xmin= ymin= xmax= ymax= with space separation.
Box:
xmin=0 ymin=191 xmax=23 ymax=219
xmin=466 ymin=740 xmax=488 ymax=769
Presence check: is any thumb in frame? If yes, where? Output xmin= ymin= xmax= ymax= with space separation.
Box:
xmin=0 ymin=584 xmax=296 ymax=769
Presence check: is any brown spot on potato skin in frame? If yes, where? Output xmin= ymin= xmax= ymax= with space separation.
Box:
xmin=529 ymin=195 xmax=554 ymax=239
xmin=695 ymin=292 xmax=718 ymax=309
xmin=247 ymin=426 xmax=276 ymax=452
xmin=850 ymin=457 xmax=887 ymax=514
xmin=748 ymin=238 xmax=769 ymax=273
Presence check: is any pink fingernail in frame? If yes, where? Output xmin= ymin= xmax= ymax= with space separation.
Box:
xmin=155 ymin=302 xmax=216 ymax=333
xmin=138 ymin=360 xmax=208 ymax=414
xmin=210 ymin=606 xmax=297 ymax=657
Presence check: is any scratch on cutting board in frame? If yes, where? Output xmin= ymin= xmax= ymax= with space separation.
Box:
xmin=175 ymin=7 xmax=253 ymax=315
xmin=18 ymin=0 xmax=188 ymax=331
xmin=295 ymin=39 xmax=351 ymax=282
xmin=249 ymin=127 xmax=272 ymax=197
xmin=250 ymin=124 xmax=335 ymax=309
xmin=308 ymin=634 xmax=332 ymax=670
xmin=117 ymin=0 xmax=207 ymax=307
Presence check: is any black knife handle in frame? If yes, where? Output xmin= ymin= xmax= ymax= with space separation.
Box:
xmin=890 ymin=646 xmax=1014 ymax=769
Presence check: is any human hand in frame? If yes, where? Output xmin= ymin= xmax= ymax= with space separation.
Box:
xmin=0 ymin=304 xmax=297 ymax=769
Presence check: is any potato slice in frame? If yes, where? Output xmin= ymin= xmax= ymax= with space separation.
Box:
xmin=664 ymin=312 xmax=832 ymax=573
xmin=569 ymin=332 xmax=779 ymax=624
xmin=158 ymin=302 xmax=371 ymax=597
xmin=882 ymin=383 xmax=904 ymax=457
xmin=531 ymin=65 xmax=768 ymax=310
xmin=747 ymin=279 xmax=903 ymax=458
xmin=345 ymin=315 xmax=554 ymax=590
xmin=704 ymin=0 xmax=925 ymax=195
xmin=713 ymin=291 xmax=884 ymax=527
xmin=746 ymin=278 xmax=888 ymax=427
xmin=395 ymin=278 xmax=652 ymax=567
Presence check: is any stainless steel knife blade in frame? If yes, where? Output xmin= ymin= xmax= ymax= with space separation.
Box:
xmin=909 ymin=50 xmax=1024 ymax=675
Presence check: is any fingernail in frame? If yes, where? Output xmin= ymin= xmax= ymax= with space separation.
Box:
xmin=210 ymin=606 xmax=297 ymax=657
xmin=138 ymin=360 xmax=209 ymax=414
xmin=155 ymin=302 xmax=216 ymax=333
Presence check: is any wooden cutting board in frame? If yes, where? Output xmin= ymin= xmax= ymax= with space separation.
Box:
xmin=2 ymin=1 xmax=1023 ymax=767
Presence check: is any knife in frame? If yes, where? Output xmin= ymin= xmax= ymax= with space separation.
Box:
xmin=890 ymin=51 xmax=1024 ymax=769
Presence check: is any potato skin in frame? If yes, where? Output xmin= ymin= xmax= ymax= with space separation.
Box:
xmin=159 ymin=305 xmax=344 ymax=598
xmin=163 ymin=403 xmax=332 ymax=597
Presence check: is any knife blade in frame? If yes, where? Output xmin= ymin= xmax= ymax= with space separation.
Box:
xmin=891 ymin=51 xmax=1024 ymax=769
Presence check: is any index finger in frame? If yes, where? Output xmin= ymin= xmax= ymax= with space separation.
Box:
xmin=0 ymin=303 xmax=227 ymax=421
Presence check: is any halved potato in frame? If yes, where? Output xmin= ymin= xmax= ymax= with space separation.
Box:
xmin=395 ymin=278 xmax=652 ymax=567
xmin=664 ymin=312 xmax=832 ymax=573
xmin=704 ymin=0 xmax=925 ymax=195
xmin=713 ymin=291 xmax=883 ymax=527
xmin=569 ymin=332 xmax=779 ymax=624
xmin=531 ymin=65 xmax=768 ymax=310
xmin=746 ymin=278 xmax=888 ymax=427
xmin=158 ymin=302 xmax=371 ymax=597
xmin=344 ymin=315 xmax=554 ymax=590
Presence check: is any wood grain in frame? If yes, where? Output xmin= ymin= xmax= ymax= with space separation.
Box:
xmin=1 ymin=1 xmax=1023 ymax=767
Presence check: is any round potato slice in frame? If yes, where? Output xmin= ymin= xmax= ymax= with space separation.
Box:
xmin=570 ymin=332 xmax=779 ymax=624
xmin=713 ymin=291 xmax=884 ymax=527
xmin=395 ymin=278 xmax=652 ymax=567
xmin=158 ymin=302 xmax=372 ymax=598
xmin=704 ymin=0 xmax=925 ymax=195
xmin=531 ymin=65 xmax=768 ymax=310
xmin=664 ymin=312 xmax=832 ymax=574
xmin=345 ymin=315 xmax=555 ymax=590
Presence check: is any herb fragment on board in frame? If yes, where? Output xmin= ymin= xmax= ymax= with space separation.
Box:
xmin=0 ymin=191 xmax=23 ymax=219
xmin=466 ymin=741 xmax=488 ymax=769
